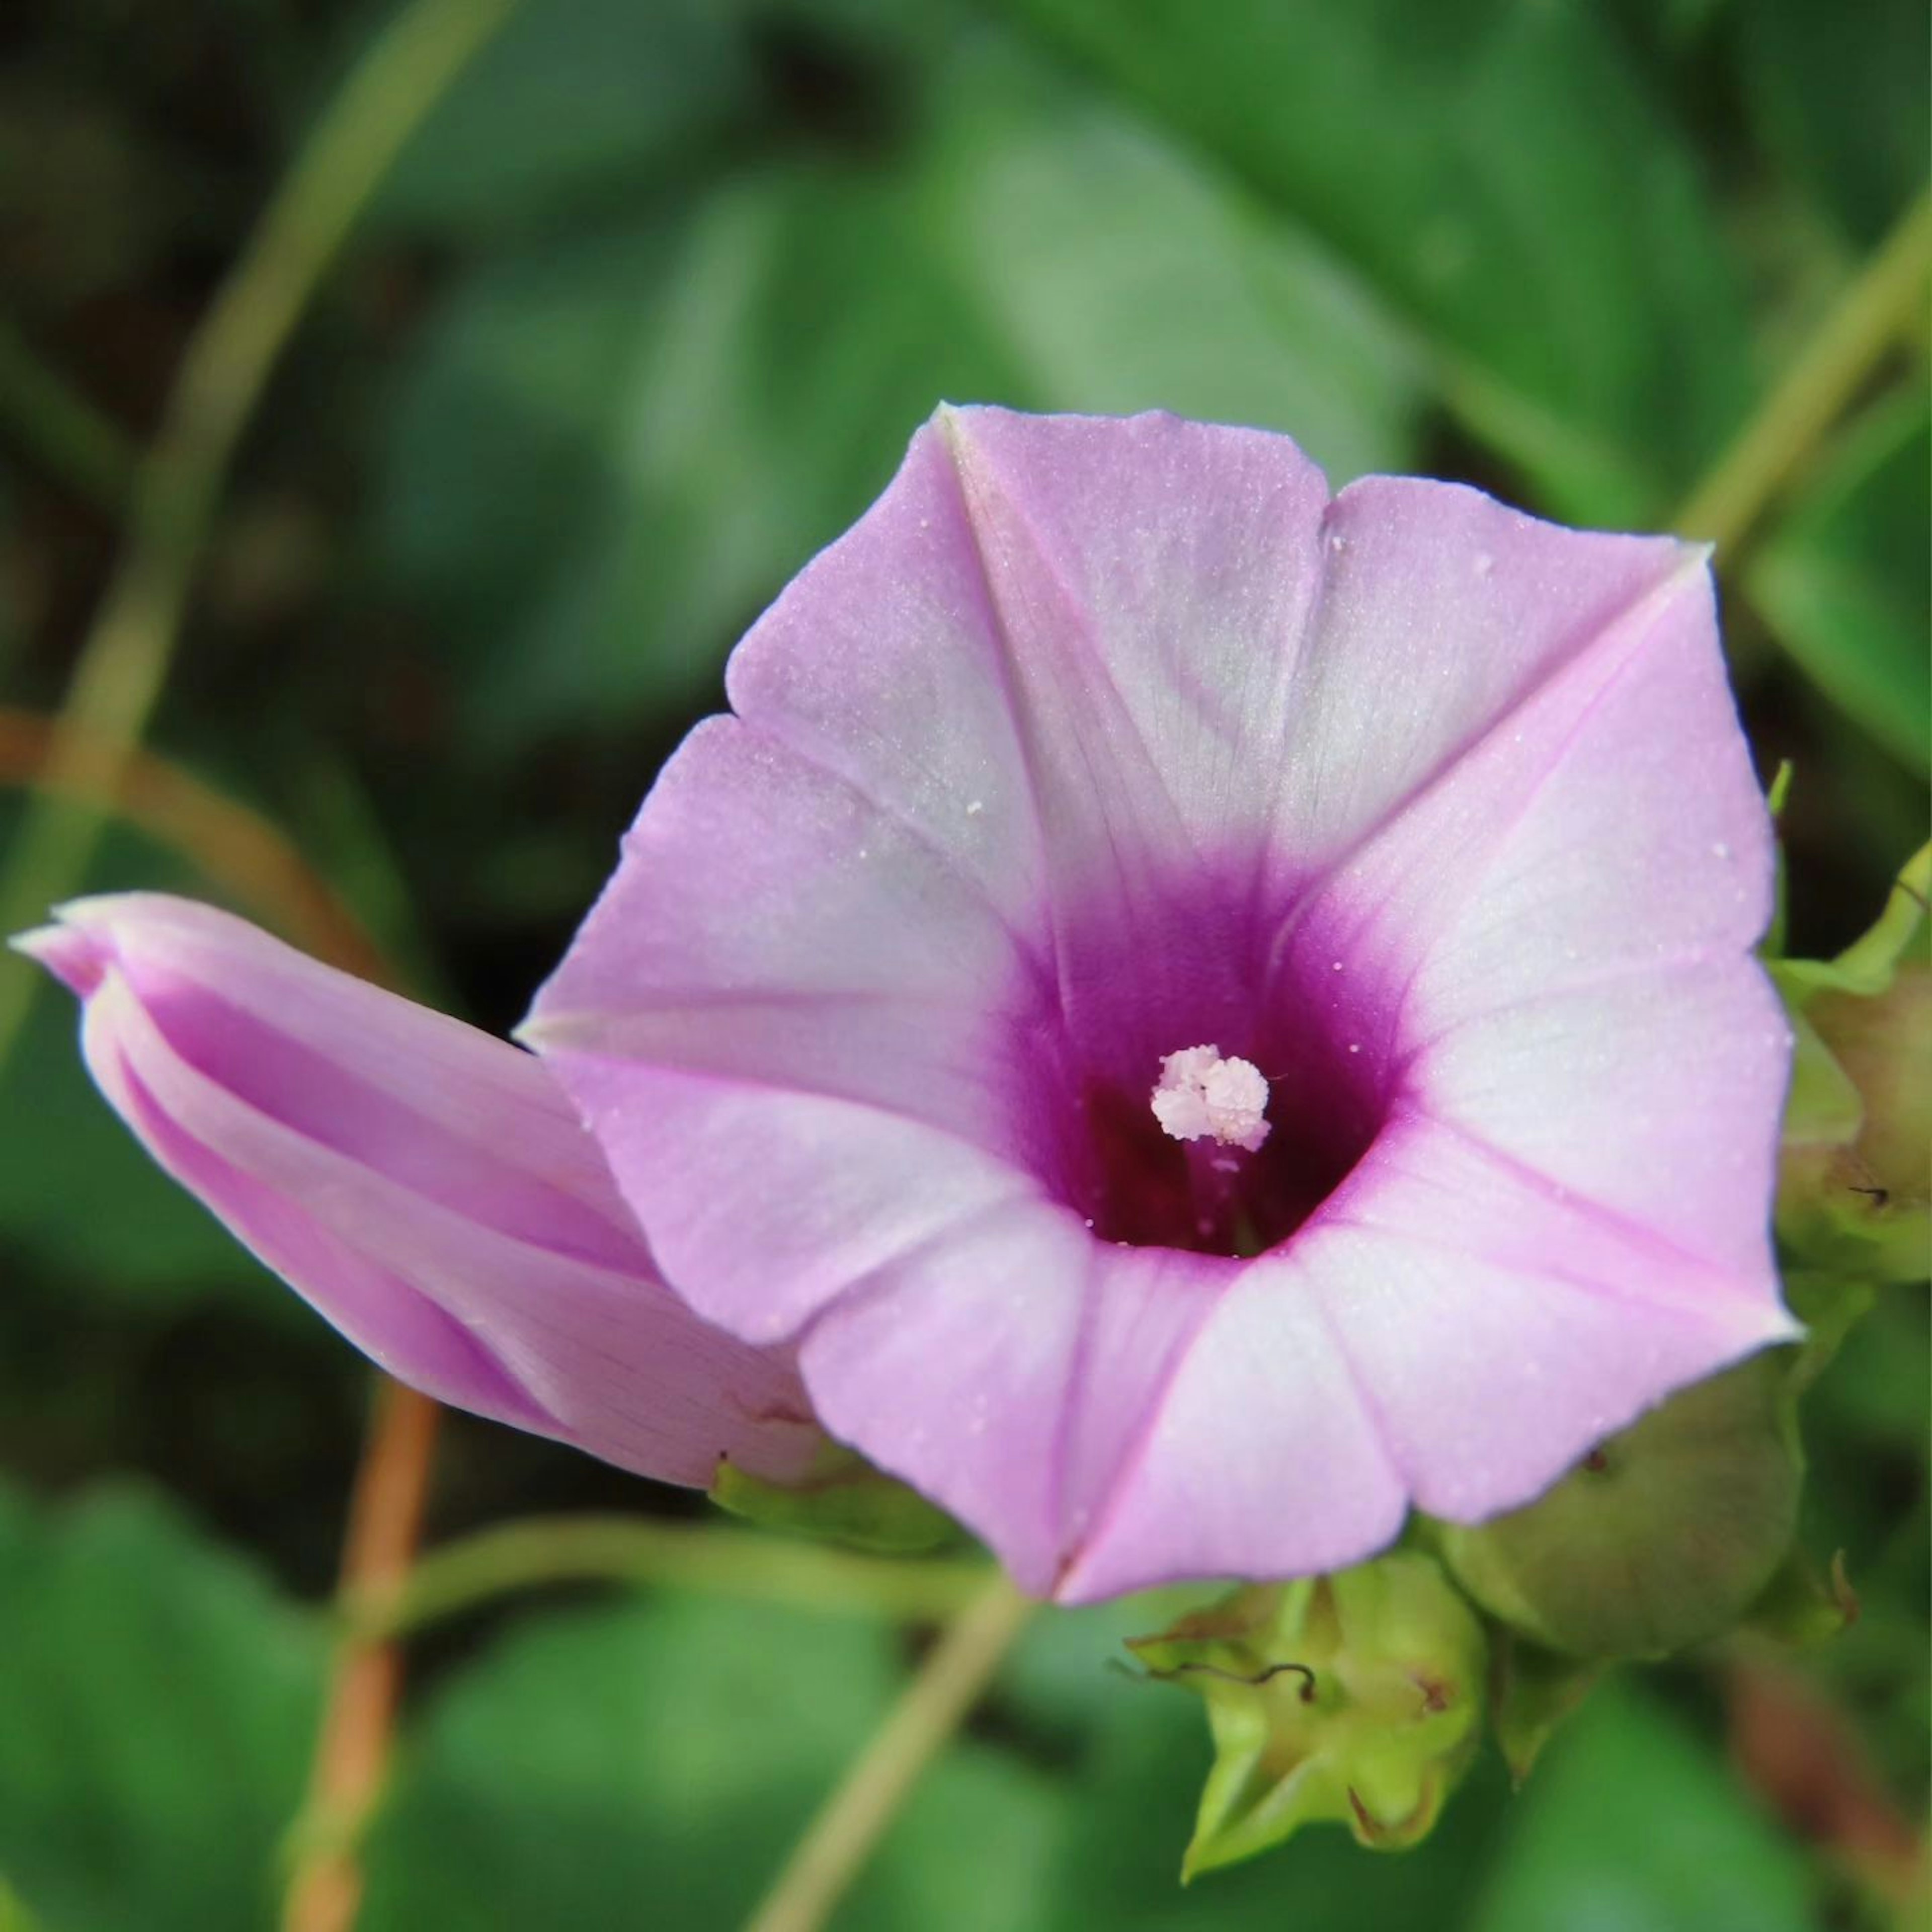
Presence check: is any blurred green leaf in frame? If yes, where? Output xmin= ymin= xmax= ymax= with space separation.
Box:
xmin=374 ymin=34 xmax=1422 ymax=746
xmin=918 ymin=42 xmax=1424 ymax=482
xmin=1003 ymin=1589 xmax=1186 ymax=1735
xmin=361 ymin=1597 xmax=891 ymax=1926
xmin=999 ymin=0 xmax=1752 ymax=522
xmin=367 ymin=0 xmax=755 ymax=239
xmin=362 ymin=1591 xmax=1065 ymax=1930
xmin=0 ymin=1482 xmax=324 ymax=1932
xmin=1470 ymin=1683 xmax=1814 ymax=1932
xmin=1734 ymin=0 xmax=1929 ymax=248
xmin=841 ymin=1745 xmax=1068 ymax=1932
xmin=372 ymin=218 xmax=678 ymax=653
xmin=1750 ymin=395 xmax=1931 ymax=778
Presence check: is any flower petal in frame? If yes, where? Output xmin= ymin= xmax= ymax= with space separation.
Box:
xmin=799 ymin=1213 xmax=1231 ymax=1598
xmin=523 ymin=716 xmax=1042 ymax=1147
xmin=538 ymin=1063 xmax=1040 ymax=1346
xmin=1412 ymin=963 xmax=1793 ymax=1280
xmin=16 ymin=895 xmax=819 ymax=1488
xmin=934 ymin=406 xmax=1331 ymax=864
xmin=1055 ymin=1253 xmax=1409 ymax=1603
xmin=1304 ymin=1111 xmax=1799 ymax=1525
xmin=1269 ymin=477 xmax=1704 ymax=880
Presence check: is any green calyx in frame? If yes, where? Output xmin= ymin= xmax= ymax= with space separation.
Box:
xmin=1128 ymin=1550 xmax=1487 ymax=1876
xmin=710 ymin=1443 xmax=959 ymax=1554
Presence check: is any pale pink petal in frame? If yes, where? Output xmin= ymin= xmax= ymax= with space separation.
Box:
xmin=537 ymin=1063 xmax=1041 ymax=1346
xmin=1304 ymin=1112 xmax=1798 ymax=1523
xmin=17 ymin=896 xmax=819 ymax=1489
xmin=522 ymin=716 xmax=1042 ymax=1148
xmin=1410 ymin=964 xmax=1792 ymax=1280
xmin=801 ymin=1216 xmax=1230 ymax=1597
xmin=1057 ymin=1254 xmax=1409 ymax=1604
xmin=933 ymin=407 xmax=1330 ymax=860
xmin=1267 ymin=477 xmax=1701 ymax=879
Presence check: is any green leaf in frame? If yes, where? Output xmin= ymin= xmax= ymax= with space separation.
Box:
xmin=0 ymin=1483 xmax=324 ymax=1932
xmin=363 ymin=1590 xmax=1062 ymax=1930
xmin=370 ymin=218 xmax=680 ymax=657
xmin=1749 ymin=395 xmax=1931 ymax=777
xmin=373 ymin=33 xmax=1423 ymax=747
xmin=999 ymin=0 xmax=1751 ymax=522
xmin=366 ymin=0 xmax=756 ymax=239
xmin=362 ymin=1589 xmax=1070 ymax=1931
xmin=1734 ymin=0 xmax=1930 ymax=247
xmin=361 ymin=1597 xmax=884 ymax=1927
xmin=1470 ymin=1684 xmax=1813 ymax=1932
xmin=915 ymin=42 xmax=1424 ymax=485
xmin=841 ymin=1746 xmax=1069 ymax=1932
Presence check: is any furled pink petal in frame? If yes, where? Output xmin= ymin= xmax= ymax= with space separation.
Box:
xmin=525 ymin=406 xmax=1794 ymax=1600
xmin=16 ymin=895 xmax=819 ymax=1489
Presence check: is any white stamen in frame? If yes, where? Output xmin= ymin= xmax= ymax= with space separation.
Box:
xmin=1150 ymin=1044 xmax=1271 ymax=1153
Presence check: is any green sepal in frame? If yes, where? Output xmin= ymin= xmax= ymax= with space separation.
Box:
xmin=1488 ymin=1632 xmax=1604 ymax=1787
xmin=1782 ymin=1270 xmax=1878 ymax=1392
xmin=1739 ymin=1545 xmax=1859 ymax=1649
xmin=710 ymin=1445 xmax=960 ymax=1554
xmin=1762 ymin=759 xmax=1794 ymax=959
xmin=1128 ymin=1551 xmax=1486 ymax=1877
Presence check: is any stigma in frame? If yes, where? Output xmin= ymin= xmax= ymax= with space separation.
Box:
xmin=1150 ymin=1045 xmax=1272 ymax=1154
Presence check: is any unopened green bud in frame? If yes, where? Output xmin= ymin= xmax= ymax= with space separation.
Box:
xmin=1128 ymin=1551 xmax=1486 ymax=1876
xmin=1779 ymin=965 xmax=1930 ymax=1281
xmin=1435 ymin=1353 xmax=1801 ymax=1659
xmin=1775 ymin=842 xmax=1931 ymax=1284
xmin=711 ymin=1443 xmax=958 ymax=1552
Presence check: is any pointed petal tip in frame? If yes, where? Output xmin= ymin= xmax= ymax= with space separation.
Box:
xmin=9 ymin=916 xmax=107 ymax=997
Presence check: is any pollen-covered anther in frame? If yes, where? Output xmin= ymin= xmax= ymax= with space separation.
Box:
xmin=1150 ymin=1044 xmax=1272 ymax=1153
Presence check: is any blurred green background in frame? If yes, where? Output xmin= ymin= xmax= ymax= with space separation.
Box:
xmin=0 ymin=1 xmax=1926 ymax=1927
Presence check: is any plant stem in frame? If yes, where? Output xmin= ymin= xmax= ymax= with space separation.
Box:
xmin=0 ymin=0 xmax=521 ymax=1079
xmin=352 ymin=1517 xmax=995 ymax=1640
xmin=1675 ymin=187 xmax=1932 ymax=554
xmin=284 ymin=1382 xmax=442 ymax=1932
xmin=743 ymin=1576 xmax=1035 ymax=1932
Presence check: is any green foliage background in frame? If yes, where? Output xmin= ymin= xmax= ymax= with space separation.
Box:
xmin=0 ymin=1 xmax=1925 ymax=1926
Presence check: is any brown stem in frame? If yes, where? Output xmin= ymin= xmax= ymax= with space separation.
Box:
xmin=283 ymin=1381 xmax=442 ymax=1932
xmin=0 ymin=705 xmax=385 ymax=981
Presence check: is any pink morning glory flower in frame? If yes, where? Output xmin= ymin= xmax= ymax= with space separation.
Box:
xmin=520 ymin=407 xmax=1797 ymax=1602
xmin=14 ymin=894 xmax=821 ymax=1490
